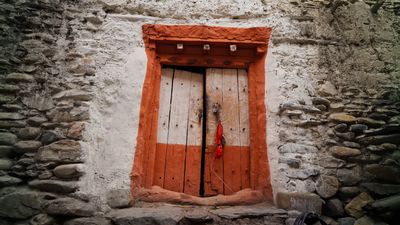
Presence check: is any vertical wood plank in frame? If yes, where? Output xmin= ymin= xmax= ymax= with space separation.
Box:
xmin=184 ymin=72 xmax=203 ymax=196
xmin=164 ymin=70 xmax=191 ymax=192
xmin=153 ymin=68 xmax=174 ymax=187
xmin=238 ymin=69 xmax=251 ymax=189
xmin=221 ymin=69 xmax=241 ymax=195
xmin=204 ymin=68 xmax=224 ymax=196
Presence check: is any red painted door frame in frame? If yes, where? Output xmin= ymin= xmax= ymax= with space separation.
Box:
xmin=131 ymin=24 xmax=273 ymax=202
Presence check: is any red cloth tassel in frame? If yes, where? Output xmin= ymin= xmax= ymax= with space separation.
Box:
xmin=214 ymin=120 xmax=223 ymax=159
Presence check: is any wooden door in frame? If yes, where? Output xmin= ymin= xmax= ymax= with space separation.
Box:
xmin=204 ymin=68 xmax=250 ymax=196
xmin=153 ymin=68 xmax=203 ymax=196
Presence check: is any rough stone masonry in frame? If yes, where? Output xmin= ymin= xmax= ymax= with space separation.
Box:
xmin=0 ymin=0 xmax=399 ymax=225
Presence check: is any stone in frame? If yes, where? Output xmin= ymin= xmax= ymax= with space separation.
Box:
xmin=358 ymin=134 xmax=400 ymax=145
xmin=361 ymin=183 xmax=400 ymax=196
xmin=45 ymin=197 xmax=96 ymax=217
xmin=64 ymin=217 xmax=112 ymax=225
xmin=335 ymin=132 xmax=355 ymax=141
xmin=14 ymin=141 xmax=42 ymax=153
xmin=29 ymin=180 xmax=78 ymax=193
xmin=53 ymin=89 xmax=93 ymax=101
xmin=0 ymin=112 xmax=24 ymax=120
xmin=27 ymin=116 xmax=48 ymax=126
xmin=0 ymin=95 xmax=13 ymax=104
xmin=0 ymin=120 xmax=26 ymax=128
xmin=356 ymin=118 xmax=385 ymax=128
xmin=330 ymin=146 xmax=361 ymax=158
xmin=316 ymin=175 xmax=339 ymax=198
xmin=54 ymin=164 xmax=84 ymax=179
xmin=325 ymin=199 xmax=344 ymax=218
xmin=389 ymin=115 xmax=400 ymax=124
xmin=349 ymin=153 xmax=382 ymax=163
xmin=107 ymin=206 xmax=186 ymax=225
xmin=67 ymin=121 xmax=85 ymax=139
xmin=367 ymin=194 xmax=400 ymax=215
xmin=5 ymin=73 xmax=34 ymax=83
xmin=318 ymin=81 xmax=338 ymax=97
xmin=2 ymin=104 xmax=23 ymax=111
xmin=278 ymin=143 xmax=318 ymax=153
xmin=0 ymin=145 xmax=13 ymax=158
xmin=343 ymin=141 xmax=360 ymax=148
xmin=329 ymin=113 xmax=356 ymax=123
xmin=39 ymin=131 xmax=59 ymax=145
xmin=349 ymin=124 xmax=368 ymax=133
xmin=0 ymin=84 xmax=19 ymax=93
xmin=184 ymin=210 xmax=213 ymax=223
xmin=0 ymin=158 xmax=13 ymax=170
xmin=330 ymin=103 xmax=345 ymax=112
xmin=22 ymin=94 xmax=54 ymax=111
xmin=354 ymin=216 xmax=388 ymax=225
xmin=339 ymin=187 xmax=361 ymax=198
xmin=0 ymin=132 xmax=17 ymax=145
xmin=366 ymin=143 xmax=397 ymax=153
xmin=312 ymin=97 xmax=330 ymax=108
xmin=276 ymin=192 xmax=323 ymax=214
xmin=106 ymin=189 xmax=131 ymax=209
xmin=17 ymin=127 xmax=41 ymax=140
xmin=337 ymin=217 xmax=356 ymax=225
xmin=30 ymin=214 xmax=56 ymax=225
xmin=210 ymin=205 xmax=287 ymax=219
xmin=365 ymin=164 xmax=400 ymax=183
xmin=0 ymin=175 xmax=22 ymax=187
xmin=337 ymin=167 xmax=362 ymax=186
xmin=0 ymin=191 xmax=41 ymax=219
xmin=344 ymin=192 xmax=374 ymax=218
xmin=334 ymin=123 xmax=348 ymax=132
xmin=36 ymin=140 xmax=82 ymax=163
xmin=279 ymin=158 xmax=301 ymax=168
xmin=287 ymin=168 xmax=320 ymax=179
xmin=47 ymin=106 xmax=89 ymax=122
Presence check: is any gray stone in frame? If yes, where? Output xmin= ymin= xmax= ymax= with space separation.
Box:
xmin=54 ymin=164 xmax=85 ymax=179
xmin=0 ymin=112 xmax=24 ymax=120
xmin=358 ymin=134 xmax=400 ymax=145
xmin=29 ymin=180 xmax=78 ymax=193
xmin=330 ymin=103 xmax=345 ymax=112
xmin=0 ymin=191 xmax=41 ymax=219
xmin=14 ymin=141 xmax=42 ymax=153
xmin=287 ymin=168 xmax=320 ymax=179
xmin=367 ymin=195 xmax=400 ymax=214
xmin=5 ymin=73 xmax=34 ymax=83
xmin=0 ymin=84 xmax=19 ymax=93
xmin=64 ymin=217 xmax=112 ymax=225
xmin=343 ymin=141 xmax=360 ymax=148
xmin=210 ymin=205 xmax=287 ymax=219
xmin=325 ymin=199 xmax=344 ymax=218
xmin=318 ymin=81 xmax=338 ymax=97
xmin=337 ymin=217 xmax=356 ymax=225
xmin=348 ymin=153 xmax=382 ymax=163
xmin=22 ymin=93 xmax=54 ymax=111
xmin=0 ymin=95 xmax=13 ymax=104
xmin=0 ymin=145 xmax=13 ymax=158
xmin=39 ymin=131 xmax=59 ymax=145
xmin=0 ymin=158 xmax=13 ymax=170
xmin=106 ymin=189 xmax=131 ymax=209
xmin=278 ymin=143 xmax=318 ymax=153
xmin=329 ymin=113 xmax=356 ymax=123
xmin=27 ymin=116 xmax=48 ymax=126
xmin=184 ymin=210 xmax=213 ymax=223
xmin=2 ymin=104 xmax=23 ymax=111
xmin=276 ymin=192 xmax=323 ymax=214
xmin=107 ymin=206 xmax=184 ymax=225
xmin=354 ymin=216 xmax=388 ymax=225
xmin=17 ymin=127 xmax=41 ymax=140
xmin=45 ymin=197 xmax=96 ymax=217
xmin=0 ymin=120 xmax=26 ymax=128
xmin=316 ymin=175 xmax=339 ymax=198
xmin=356 ymin=118 xmax=385 ymax=128
xmin=0 ymin=175 xmax=22 ymax=187
xmin=335 ymin=132 xmax=355 ymax=141
xmin=52 ymin=89 xmax=93 ymax=101
xmin=36 ymin=140 xmax=82 ymax=163
xmin=337 ymin=167 xmax=362 ymax=186
xmin=0 ymin=132 xmax=17 ymax=145
xmin=312 ymin=97 xmax=330 ymax=108
xmin=279 ymin=158 xmax=301 ymax=168
xmin=30 ymin=214 xmax=57 ymax=225
xmin=349 ymin=124 xmax=368 ymax=133
xmin=361 ymin=183 xmax=400 ymax=196
xmin=344 ymin=192 xmax=374 ymax=218
xmin=365 ymin=164 xmax=400 ymax=183
xmin=334 ymin=123 xmax=348 ymax=132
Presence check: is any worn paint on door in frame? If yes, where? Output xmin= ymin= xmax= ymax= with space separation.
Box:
xmin=154 ymin=68 xmax=250 ymax=196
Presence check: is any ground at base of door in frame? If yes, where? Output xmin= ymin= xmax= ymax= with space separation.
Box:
xmin=106 ymin=203 xmax=288 ymax=225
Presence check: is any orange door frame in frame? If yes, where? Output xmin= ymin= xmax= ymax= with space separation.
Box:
xmin=131 ymin=24 xmax=273 ymax=202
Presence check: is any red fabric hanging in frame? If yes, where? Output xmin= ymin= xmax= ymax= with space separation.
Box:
xmin=214 ymin=120 xmax=223 ymax=159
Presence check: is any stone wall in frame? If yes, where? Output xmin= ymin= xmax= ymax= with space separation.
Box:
xmin=0 ymin=0 xmax=399 ymax=225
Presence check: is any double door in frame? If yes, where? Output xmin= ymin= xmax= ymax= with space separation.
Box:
xmin=153 ymin=67 xmax=250 ymax=196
